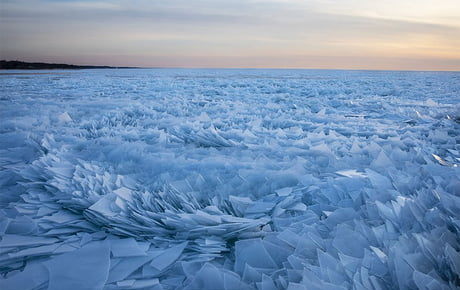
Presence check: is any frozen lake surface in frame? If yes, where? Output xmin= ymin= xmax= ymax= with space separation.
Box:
xmin=1 ymin=69 xmax=459 ymax=289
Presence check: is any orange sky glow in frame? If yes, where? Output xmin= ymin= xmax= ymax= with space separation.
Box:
xmin=1 ymin=0 xmax=459 ymax=70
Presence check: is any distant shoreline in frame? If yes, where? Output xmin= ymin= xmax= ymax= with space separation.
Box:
xmin=0 ymin=60 xmax=134 ymax=70
xmin=1 ymin=60 xmax=458 ymax=72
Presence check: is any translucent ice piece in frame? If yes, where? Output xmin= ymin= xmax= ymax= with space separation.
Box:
xmin=335 ymin=169 xmax=367 ymax=178
xmin=234 ymin=239 xmax=277 ymax=272
xmin=110 ymin=238 xmax=147 ymax=258
xmin=413 ymin=270 xmax=443 ymax=290
xmin=0 ymin=234 xmax=58 ymax=247
xmin=275 ymin=187 xmax=293 ymax=196
xmin=444 ymin=244 xmax=460 ymax=276
xmin=245 ymin=202 xmax=276 ymax=215
xmin=58 ymin=112 xmax=73 ymax=122
xmin=107 ymin=256 xmax=154 ymax=283
xmin=0 ymin=261 xmax=48 ymax=290
xmin=45 ymin=240 xmax=110 ymax=290
xmin=113 ymin=187 xmax=134 ymax=201
xmin=332 ymin=226 xmax=367 ymax=258
xmin=150 ymin=242 xmax=187 ymax=271
xmin=183 ymin=263 xmax=246 ymax=290
xmin=432 ymin=154 xmax=451 ymax=166
xmin=116 ymin=278 xmax=160 ymax=289
xmin=365 ymin=169 xmax=393 ymax=192
xmin=371 ymin=150 xmax=393 ymax=169
xmin=88 ymin=194 xmax=118 ymax=217
xmin=257 ymin=274 xmax=277 ymax=290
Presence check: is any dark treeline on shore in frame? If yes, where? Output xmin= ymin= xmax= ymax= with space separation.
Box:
xmin=0 ymin=60 xmax=133 ymax=70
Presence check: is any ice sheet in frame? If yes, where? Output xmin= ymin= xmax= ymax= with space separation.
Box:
xmin=1 ymin=69 xmax=459 ymax=289
xmin=45 ymin=240 xmax=110 ymax=290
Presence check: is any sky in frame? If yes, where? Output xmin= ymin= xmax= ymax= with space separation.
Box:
xmin=1 ymin=0 xmax=460 ymax=70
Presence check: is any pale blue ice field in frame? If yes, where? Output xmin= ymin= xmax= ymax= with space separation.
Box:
xmin=1 ymin=69 xmax=459 ymax=289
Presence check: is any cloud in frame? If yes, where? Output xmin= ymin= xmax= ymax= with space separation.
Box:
xmin=1 ymin=0 xmax=459 ymax=70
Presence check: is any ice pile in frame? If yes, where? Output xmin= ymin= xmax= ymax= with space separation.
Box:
xmin=1 ymin=69 xmax=460 ymax=289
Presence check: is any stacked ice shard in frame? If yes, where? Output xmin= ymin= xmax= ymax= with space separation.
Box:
xmin=1 ymin=69 xmax=459 ymax=289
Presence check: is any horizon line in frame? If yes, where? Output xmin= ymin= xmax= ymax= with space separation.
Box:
xmin=1 ymin=59 xmax=459 ymax=73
